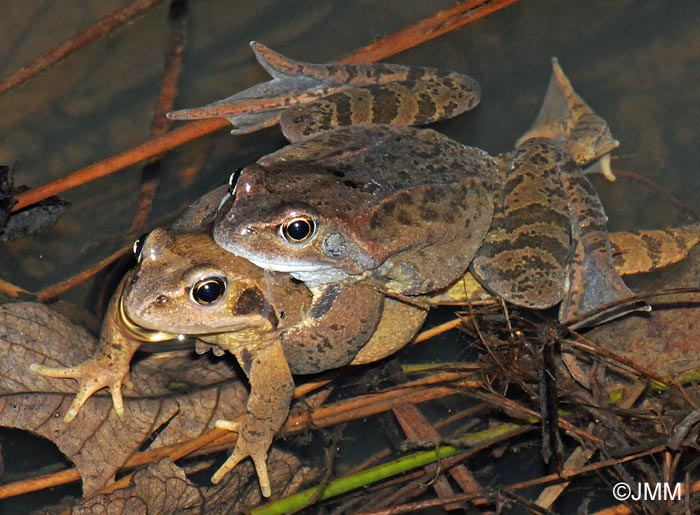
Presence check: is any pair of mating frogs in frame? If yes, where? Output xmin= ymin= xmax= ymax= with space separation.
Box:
xmin=33 ymin=44 xmax=700 ymax=497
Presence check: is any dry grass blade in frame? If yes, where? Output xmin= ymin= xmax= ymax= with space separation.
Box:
xmin=341 ymin=0 xmax=520 ymax=64
xmin=11 ymin=117 xmax=228 ymax=212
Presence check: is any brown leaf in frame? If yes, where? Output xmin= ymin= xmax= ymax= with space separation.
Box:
xmin=588 ymin=246 xmax=700 ymax=377
xmin=72 ymin=450 xmax=318 ymax=515
xmin=0 ymin=302 xmax=249 ymax=497
xmin=72 ymin=459 xmax=204 ymax=515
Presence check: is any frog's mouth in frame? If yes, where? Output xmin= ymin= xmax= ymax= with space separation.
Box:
xmin=118 ymin=293 xmax=182 ymax=343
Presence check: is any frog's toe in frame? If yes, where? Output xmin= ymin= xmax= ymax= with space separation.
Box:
xmin=31 ymin=362 xmax=81 ymax=379
xmin=30 ymin=360 xmax=128 ymax=422
xmin=211 ymin=444 xmax=272 ymax=497
xmin=211 ymin=418 xmax=272 ymax=497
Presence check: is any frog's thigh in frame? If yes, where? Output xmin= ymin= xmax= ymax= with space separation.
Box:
xmin=556 ymin=156 xmax=635 ymax=324
xmin=282 ymin=281 xmax=383 ymax=374
xmin=351 ymin=298 xmax=427 ymax=365
xmin=471 ymin=138 xmax=570 ymax=308
xmin=378 ymin=237 xmax=480 ymax=295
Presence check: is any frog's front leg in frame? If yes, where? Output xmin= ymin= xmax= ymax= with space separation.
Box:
xmin=30 ymin=277 xmax=153 ymax=421
xmin=210 ymin=338 xmax=294 ymax=498
xmin=281 ymin=281 xmax=384 ymax=374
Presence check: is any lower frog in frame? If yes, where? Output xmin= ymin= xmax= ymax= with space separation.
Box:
xmin=32 ymin=205 xmax=426 ymax=497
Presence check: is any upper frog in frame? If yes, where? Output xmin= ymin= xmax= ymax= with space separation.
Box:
xmin=214 ymin=125 xmax=495 ymax=295
xmin=205 ymin=51 xmax=635 ymax=326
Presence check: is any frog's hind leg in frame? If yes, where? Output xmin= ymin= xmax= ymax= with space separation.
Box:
xmin=350 ymin=298 xmax=427 ymax=365
xmin=517 ymin=58 xmax=619 ymax=181
xmin=470 ymin=139 xmax=571 ymax=309
xmin=281 ymin=282 xmax=384 ymax=374
xmin=556 ymin=154 xmax=643 ymax=327
xmin=280 ymin=77 xmax=480 ymax=142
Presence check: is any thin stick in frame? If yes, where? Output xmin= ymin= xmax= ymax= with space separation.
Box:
xmin=340 ymin=0 xmax=520 ymax=64
xmin=12 ymin=0 xmax=520 ymax=213
xmin=128 ymin=0 xmax=189 ymax=235
xmin=0 ymin=0 xmax=166 ymax=96
xmin=36 ymin=245 xmax=130 ymax=301
xmin=12 ymin=118 xmax=228 ymax=212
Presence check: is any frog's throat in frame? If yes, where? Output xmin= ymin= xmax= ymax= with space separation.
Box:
xmin=117 ymin=293 xmax=181 ymax=343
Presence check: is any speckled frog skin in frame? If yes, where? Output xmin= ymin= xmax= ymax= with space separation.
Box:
xmin=216 ymin=125 xmax=495 ymax=295
xmin=208 ymin=54 xmax=636 ymax=326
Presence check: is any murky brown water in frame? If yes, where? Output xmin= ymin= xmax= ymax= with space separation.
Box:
xmin=0 ymin=0 xmax=698 ymax=512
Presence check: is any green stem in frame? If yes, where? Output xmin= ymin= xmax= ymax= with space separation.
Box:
xmin=253 ymin=422 xmax=522 ymax=515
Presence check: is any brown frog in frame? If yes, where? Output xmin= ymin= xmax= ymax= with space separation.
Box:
xmin=32 ymin=194 xmax=426 ymax=497
xmin=207 ymin=55 xmax=635 ymax=327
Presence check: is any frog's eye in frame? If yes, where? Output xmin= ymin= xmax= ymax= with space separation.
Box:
xmin=191 ymin=277 xmax=226 ymax=305
xmin=228 ymin=167 xmax=244 ymax=198
xmin=133 ymin=233 xmax=149 ymax=263
xmin=280 ymin=215 xmax=317 ymax=244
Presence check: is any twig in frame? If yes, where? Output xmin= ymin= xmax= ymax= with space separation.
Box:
xmin=35 ymin=246 xmax=130 ymax=301
xmin=613 ymin=168 xmax=700 ymax=222
xmin=0 ymin=0 xmax=166 ymax=96
xmin=11 ymin=118 xmax=228 ymax=212
xmin=341 ymin=0 xmax=520 ymax=64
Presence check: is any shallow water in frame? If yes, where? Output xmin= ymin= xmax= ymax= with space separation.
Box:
xmin=0 ymin=0 xmax=698 ymax=512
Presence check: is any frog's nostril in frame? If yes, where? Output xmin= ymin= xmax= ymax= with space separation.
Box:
xmin=155 ymin=294 xmax=168 ymax=305
xmin=241 ymin=226 xmax=255 ymax=236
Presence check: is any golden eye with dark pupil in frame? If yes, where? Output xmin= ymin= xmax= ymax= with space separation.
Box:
xmin=281 ymin=216 xmax=316 ymax=243
xmin=192 ymin=277 xmax=226 ymax=305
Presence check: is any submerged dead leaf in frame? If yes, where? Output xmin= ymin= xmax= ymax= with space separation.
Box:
xmin=72 ymin=449 xmax=317 ymax=515
xmin=72 ymin=459 xmax=204 ymax=515
xmin=587 ymin=245 xmax=700 ymax=377
xmin=0 ymin=165 xmax=70 ymax=241
xmin=0 ymin=302 xmax=250 ymax=497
